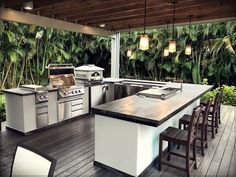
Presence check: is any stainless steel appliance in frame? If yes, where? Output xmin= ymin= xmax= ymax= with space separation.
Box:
xmin=48 ymin=64 xmax=84 ymax=121
xmin=74 ymin=64 xmax=106 ymax=112
xmin=74 ymin=64 xmax=104 ymax=82
xmin=21 ymin=85 xmax=49 ymax=128
xmin=136 ymin=87 xmax=180 ymax=100
xmin=114 ymin=80 xmax=166 ymax=100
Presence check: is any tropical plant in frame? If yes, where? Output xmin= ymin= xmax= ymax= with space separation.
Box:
xmin=0 ymin=20 xmax=235 ymax=92
xmin=201 ymin=85 xmax=236 ymax=106
xmin=0 ymin=94 xmax=5 ymax=122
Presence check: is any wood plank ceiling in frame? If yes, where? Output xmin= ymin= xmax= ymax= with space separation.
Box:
xmin=2 ymin=0 xmax=236 ymax=31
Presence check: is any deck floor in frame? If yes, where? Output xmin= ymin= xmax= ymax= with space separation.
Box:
xmin=0 ymin=105 xmax=235 ymax=177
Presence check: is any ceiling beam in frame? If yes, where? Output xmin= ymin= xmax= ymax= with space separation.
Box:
xmin=112 ymin=11 xmax=236 ymax=31
xmin=0 ymin=8 xmax=116 ymax=38
xmin=56 ymin=0 xmax=216 ymax=21
xmin=76 ymin=1 xmax=224 ymax=26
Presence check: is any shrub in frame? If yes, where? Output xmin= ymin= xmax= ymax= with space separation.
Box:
xmin=202 ymin=85 xmax=236 ymax=106
xmin=0 ymin=95 xmax=6 ymax=122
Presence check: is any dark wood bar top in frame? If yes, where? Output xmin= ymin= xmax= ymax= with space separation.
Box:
xmin=92 ymin=83 xmax=213 ymax=127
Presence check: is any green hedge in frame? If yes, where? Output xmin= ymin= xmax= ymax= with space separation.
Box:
xmin=202 ymin=85 xmax=236 ymax=106
xmin=0 ymin=95 xmax=6 ymax=122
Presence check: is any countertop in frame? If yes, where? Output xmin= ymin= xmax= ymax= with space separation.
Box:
xmin=92 ymin=83 xmax=213 ymax=127
xmin=3 ymin=88 xmax=35 ymax=96
xmin=3 ymin=86 xmax=58 ymax=96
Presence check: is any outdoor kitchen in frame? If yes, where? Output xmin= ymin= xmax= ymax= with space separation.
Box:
xmin=3 ymin=63 xmax=185 ymax=134
xmin=0 ymin=1 xmax=235 ymax=177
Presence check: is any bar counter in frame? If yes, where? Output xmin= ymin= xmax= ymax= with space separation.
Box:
xmin=92 ymin=83 xmax=212 ymax=176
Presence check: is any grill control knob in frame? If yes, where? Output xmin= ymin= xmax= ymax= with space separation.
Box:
xmin=78 ymin=90 xmax=81 ymax=93
xmin=72 ymin=91 xmax=74 ymax=94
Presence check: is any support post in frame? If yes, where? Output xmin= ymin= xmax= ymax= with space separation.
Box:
xmin=111 ymin=33 xmax=120 ymax=78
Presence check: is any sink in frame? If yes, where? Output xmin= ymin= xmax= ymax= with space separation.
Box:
xmin=137 ymin=87 xmax=180 ymax=100
xmin=163 ymin=87 xmax=180 ymax=91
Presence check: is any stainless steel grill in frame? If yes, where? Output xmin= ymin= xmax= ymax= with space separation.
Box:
xmin=48 ymin=64 xmax=84 ymax=121
xmin=48 ymin=64 xmax=84 ymax=99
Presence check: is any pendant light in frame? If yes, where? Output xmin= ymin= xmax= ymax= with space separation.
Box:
xmin=169 ymin=1 xmax=176 ymax=53
xmin=139 ymin=0 xmax=149 ymax=50
xmin=185 ymin=15 xmax=192 ymax=55
xmin=163 ymin=22 xmax=170 ymax=57
xmin=127 ymin=28 xmax=132 ymax=57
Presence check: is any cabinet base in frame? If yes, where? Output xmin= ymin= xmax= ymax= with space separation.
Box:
xmin=6 ymin=113 xmax=90 ymax=136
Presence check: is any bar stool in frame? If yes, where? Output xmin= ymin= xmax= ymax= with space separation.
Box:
xmin=201 ymin=92 xmax=220 ymax=138
xmin=11 ymin=144 xmax=56 ymax=177
xmin=158 ymin=106 xmax=202 ymax=177
xmin=178 ymin=99 xmax=212 ymax=156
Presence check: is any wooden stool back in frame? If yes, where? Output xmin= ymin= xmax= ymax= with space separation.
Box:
xmin=202 ymin=98 xmax=213 ymax=126
xmin=187 ymin=106 xmax=202 ymax=144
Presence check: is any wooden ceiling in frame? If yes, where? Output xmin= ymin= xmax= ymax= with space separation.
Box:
xmin=2 ymin=0 xmax=236 ymax=31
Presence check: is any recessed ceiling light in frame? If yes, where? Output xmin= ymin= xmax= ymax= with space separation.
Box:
xmin=23 ymin=1 xmax=34 ymax=10
xmin=99 ymin=24 xmax=106 ymax=28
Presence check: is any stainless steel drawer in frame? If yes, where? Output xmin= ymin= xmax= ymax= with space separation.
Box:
xmin=71 ymin=109 xmax=83 ymax=117
xmin=71 ymin=104 xmax=83 ymax=111
xmin=36 ymin=114 xmax=48 ymax=128
xmin=36 ymin=107 xmax=48 ymax=115
xmin=71 ymin=99 xmax=83 ymax=106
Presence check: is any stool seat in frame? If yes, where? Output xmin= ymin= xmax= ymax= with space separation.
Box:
xmin=160 ymin=127 xmax=188 ymax=145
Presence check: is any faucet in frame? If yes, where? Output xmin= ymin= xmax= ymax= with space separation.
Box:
xmin=180 ymin=82 xmax=183 ymax=92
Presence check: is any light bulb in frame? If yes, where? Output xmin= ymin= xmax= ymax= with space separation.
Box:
xmin=23 ymin=1 xmax=33 ymax=10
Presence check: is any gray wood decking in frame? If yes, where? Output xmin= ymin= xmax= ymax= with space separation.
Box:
xmin=0 ymin=105 xmax=235 ymax=177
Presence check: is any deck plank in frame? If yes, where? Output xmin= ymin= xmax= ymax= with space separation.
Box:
xmin=0 ymin=105 xmax=235 ymax=177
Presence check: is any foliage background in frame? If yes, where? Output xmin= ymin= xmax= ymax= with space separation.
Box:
xmin=0 ymin=20 xmax=236 ymax=91
xmin=120 ymin=21 xmax=236 ymax=86
xmin=0 ymin=20 xmax=235 ymax=120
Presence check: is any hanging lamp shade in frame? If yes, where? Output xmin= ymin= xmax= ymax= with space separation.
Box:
xmin=139 ymin=33 xmax=149 ymax=50
xmin=185 ymin=44 xmax=192 ymax=55
xmin=169 ymin=40 xmax=176 ymax=53
xmin=139 ymin=0 xmax=149 ymax=50
xmin=185 ymin=15 xmax=192 ymax=56
xmin=169 ymin=1 xmax=176 ymax=53
xmin=127 ymin=48 xmax=132 ymax=57
xmin=163 ymin=47 xmax=169 ymax=57
xmin=127 ymin=27 xmax=133 ymax=57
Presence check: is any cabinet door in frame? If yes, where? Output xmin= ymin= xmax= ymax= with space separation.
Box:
xmin=83 ymin=87 xmax=89 ymax=114
xmin=105 ymin=83 xmax=114 ymax=102
xmin=91 ymin=85 xmax=105 ymax=108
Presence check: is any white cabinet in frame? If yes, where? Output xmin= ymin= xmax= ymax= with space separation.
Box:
xmin=90 ymin=83 xmax=115 ymax=108
xmin=5 ymin=93 xmax=36 ymax=133
xmin=91 ymin=85 xmax=105 ymax=108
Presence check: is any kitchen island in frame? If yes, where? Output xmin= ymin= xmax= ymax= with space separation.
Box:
xmin=92 ymin=83 xmax=212 ymax=176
